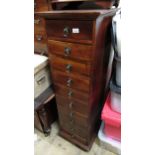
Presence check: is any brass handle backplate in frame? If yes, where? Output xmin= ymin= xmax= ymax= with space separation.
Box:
xmin=64 ymin=47 xmax=71 ymax=56
xmin=36 ymin=35 xmax=43 ymax=41
xmin=63 ymin=26 xmax=70 ymax=37
xmin=66 ymin=64 xmax=72 ymax=72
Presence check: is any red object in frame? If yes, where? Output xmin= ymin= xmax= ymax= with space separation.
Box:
xmin=101 ymin=94 xmax=121 ymax=141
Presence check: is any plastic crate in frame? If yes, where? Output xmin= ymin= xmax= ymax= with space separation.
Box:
xmin=101 ymin=94 xmax=121 ymax=141
xmin=110 ymin=80 xmax=121 ymax=113
xmin=98 ymin=122 xmax=121 ymax=154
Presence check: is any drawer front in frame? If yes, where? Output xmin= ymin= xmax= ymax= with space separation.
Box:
xmin=34 ymin=16 xmax=45 ymax=33
xmin=59 ymin=119 xmax=90 ymax=139
xmin=54 ymin=84 xmax=89 ymax=103
xmin=34 ymin=41 xmax=48 ymax=55
xmin=49 ymin=54 xmax=91 ymax=76
xmin=59 ymin=129 xmax=88 ymax=144
xmin=56 ymin=95 xmax=89 ymax=116
xmin=34 ymin=67 xmax=52 ymax=98
xmin=48 ymin=40 xmax=93 ymax=62
xmin=46 ymin=20 xmax=93 ymax=43
xmin=34 ymin=31 xmax=47 ymax=44
xmin=52 ymin=70 xmax=90 ymax=93
xmin=57 ymin=105 xmax=88 ymax=128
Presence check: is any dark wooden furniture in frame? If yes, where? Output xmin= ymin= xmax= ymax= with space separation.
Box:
xmin=36 ymin=9 xmax=118 ymax=150
xmin=34 ymin=0 xmax=52 ymax=56
xmin=49 ymin=0 xmax=119 ymax=10
xmin=34 ymin=86 xmax=57 ymax=136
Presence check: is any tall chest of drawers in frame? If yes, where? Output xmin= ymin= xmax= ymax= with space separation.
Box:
xmin=36 ymin=9 xmax=117 ymax=151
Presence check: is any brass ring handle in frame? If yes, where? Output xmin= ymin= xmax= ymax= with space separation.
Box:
xmin=66 ymin=64 xmax=72 ymax=72
xmin=69 ymin=112 xmax=73 ymax=117
xmin=63 ymin=26 xmax=70 ymax=37
xmin=70 ymin=119 xmax=74 ymax=124
xmin=64 ymin=47 xmax=71 ymax=56
xmin=67 ymin=78 xmax=72 ymax=87
xmin=34 ymin=19 xmax=41 ymax=24
xmin=69 ymin=102 xmax=73 ymax=109
xmin=36 ymin=35 xmax=42 ymax=41
xmin=68 ymin=91 xmax=73 ymax=97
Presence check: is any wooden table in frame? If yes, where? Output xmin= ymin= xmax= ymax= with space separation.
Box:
xmin=34 ymin=86 xmax=57 ymax=136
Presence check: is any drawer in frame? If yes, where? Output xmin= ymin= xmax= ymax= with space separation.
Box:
xmin=49 ymin=54 xmax=91 ymax=76
xmin=34 ymin=41 xmax=48 ymax=55
xmin=54 ymin=84 xmax=89 ymax=103
xmin=59 ymin=119 xmax=91 ymax=140
xmin=48 ymin=40 xmax=93 ymax=62
xmin=34 ymin=66 xmax=52 ymax=98
xmin=52 ymin=70 xmax=90 ymax=93
xmin=34 ymin=16 xmax=45 ymax=33
xmin=59 ymin=129 xmax=88 ymax=145
xmin=34 ymin=0 xmax=49 ymax=12
xmin=46 ymin=20 xmax=93 ymax=44
xmin=56 ymin=95 xmax=89 ymax=116
xmin=34 ymin=31 xmax=47 ymax=44
xmin=57 ymin=105 xmax=88 ymax=128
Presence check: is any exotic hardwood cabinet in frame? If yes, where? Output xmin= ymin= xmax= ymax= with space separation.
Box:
xmin=36 ymin=9 xmax=117 ymax=151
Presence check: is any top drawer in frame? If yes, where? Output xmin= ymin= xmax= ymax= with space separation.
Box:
xmin=46 ymin=20 xmax=94 ymax=44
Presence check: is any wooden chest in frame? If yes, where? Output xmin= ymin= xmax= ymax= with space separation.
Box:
xmin=36 ymin=9 xmax=118 ymax=151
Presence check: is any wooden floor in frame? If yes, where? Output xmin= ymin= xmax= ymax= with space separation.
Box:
xmin=34 ymin=122 xmax=117 ymax=155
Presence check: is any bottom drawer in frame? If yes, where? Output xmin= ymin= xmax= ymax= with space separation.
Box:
xmin=59 ymin=118 xmax=92 ymax=140
xmin=60 ymin=128 xmax=88 ymax=145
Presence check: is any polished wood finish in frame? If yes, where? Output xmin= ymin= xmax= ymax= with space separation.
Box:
xmin=36 ymin=9 xmax=118 ymax=150
xmin=36 ymin=10 xmax=116 ymax=19
xmin=48 ymin=40 xmax=93 ymax=61
xmin=46 ymin=20 xmax=93 ymax=42
xmin=34 ymin=31 xmax=47 ymax=43
xmin=34 ymin=15 xmax=46 ymax=33
xmin=34 ymin=0 xmax=49 ymax=12
xmin=56 ymin=95 xmax=89 ymax=115
xmin=54 ymin=83 xmax=89 ymax=102
xmin=52 ymin=70 xmax=90 ymax=93
xmin=57 ymin=105 xmax=88 ymax=127
xmin=49 ymin=0 xmax=117 ymax=10
xmin=49 ymin=54 xmax=92 ymax=76
xmin=51 ymin=0 xmax=114 ymax=2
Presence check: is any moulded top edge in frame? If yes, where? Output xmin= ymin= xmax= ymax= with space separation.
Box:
xmin=35 ymin=9 xmax=119 ymax=20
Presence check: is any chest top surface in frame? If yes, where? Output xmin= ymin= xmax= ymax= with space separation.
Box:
xmin=35 ymin=9 xmax=119 ymax=20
